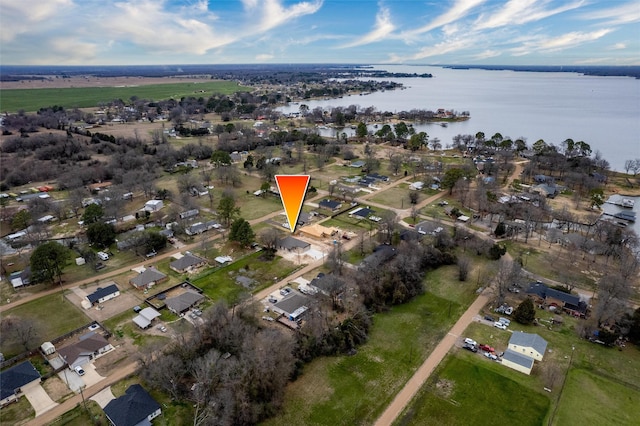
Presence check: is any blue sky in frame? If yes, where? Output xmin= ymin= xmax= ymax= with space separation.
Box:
xmin=1 ymin=0 xmax=638 ymax=65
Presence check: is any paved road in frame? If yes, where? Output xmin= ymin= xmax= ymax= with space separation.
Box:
xmin=374 ymin=282 xmax=492 ymax=425
xmin=25 ymin=361 xmax=139 ymax=426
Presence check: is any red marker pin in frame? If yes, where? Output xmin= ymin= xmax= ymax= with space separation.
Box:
xmin=275 ymin=175 xmax=310 ymax=233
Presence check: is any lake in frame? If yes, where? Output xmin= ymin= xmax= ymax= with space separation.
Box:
xmin=278 ymin=65 xmax=640 ymax=172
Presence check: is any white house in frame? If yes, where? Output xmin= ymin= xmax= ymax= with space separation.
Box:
xmin=144 ymin=199 xmax=164 ymax=212
xmin=85 ymin=283 xmax=120 ymax=306
xmin=501 ymin=349 xmax=535 ymax=375
xmin=508 ymin=332 xmax=548 ymax=361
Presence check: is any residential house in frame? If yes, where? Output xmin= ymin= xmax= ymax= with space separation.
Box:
xmin=185 ymin=220 xmax=220 ymax=236
xmin=501 ymin=349 xmax=535 ymax=375
xmin=349 ymin=207 xmax=374 ymax=220
xmin=133 ymin=307 xmax=161 ymax=329
xmin=349 ymin=160 xmax=365 ymax=168
xmin=86 ymin=283 xmax=120 ymax=306
xmin=531 ymin=183 xmax=557 ymax=198
xmin=300 ymin=223 xmax=338 ymax=239
xmin=165 ymin=290 xmax=204 ymax=314
xmin=169 ymin=253 xmax=207 ymax=273
xmin=129 ymin=267 xmax=167 ymax=290
xmin=366 ymin=173 xmax=389 ymax=182
xmin=179 ymin=209 xmax=199 ymax=220
xmin=359 ymin=245 xmax=397 ymax=270
xmin=103 ymin=384 xmax=161 ymax=426
xmin=144 ymin=200 xmax=164 ymax=212
xmin=0 ymin=361 xmax=41 ymax=407
xmin=9 ymin=267 xmax=31 ymax=288
xmin=318 ymin=199 xmax=342 ymax=212
xmin=273 ymin=293 xmax=309 ymax=322
xmin=508 ymin=332 xmax=548 ymax=361
xmin=58 ymin=332 xmax=112 ymax=369
xmin=526 ymin=282 xmax=587 ymax=317
xmin=277 ymin=236 xmax=310 ymax=252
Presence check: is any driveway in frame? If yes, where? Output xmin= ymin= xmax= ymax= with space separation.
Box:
xmin=82 ymin=363 xmax=106 ymax=389
xmin=22 ymin=381 xmax=58 ymax=417
xmin=90 ymin=386 xmax=115 ymax=408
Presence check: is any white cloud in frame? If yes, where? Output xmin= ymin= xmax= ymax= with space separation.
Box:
xmin=579 ymin=2 xmax=640 ymax=25
xmin=249 ymin=0 xmax=323 ymax=34
xmin=510 ymin=28 xmax=613 ymax=55
xmin=0 ymin=0 xmax=73 ymax=42
xmin=390 ymin=37 xmax=476 ymax=62
xmin=339 ymin=4 xmax=396 ymax=48
xmin=610 ymin=42 xmax=626 ymax=50
xmin=100 ymin=0 xmax=234 ymax=54
xmin=256 ymin=53 xmax=274 ymax=61
xmin=404 ymin=0 xmax=486 ymax=37
xmin=476 ymin=0 xmax=586 ymax=30
xmin=472 ymin=49 xmax=501 ymax=60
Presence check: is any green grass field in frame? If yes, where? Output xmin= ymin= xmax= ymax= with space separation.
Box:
xmin=0 ymin=294 xmax=90 ymax=358
xmin=396 ymin=355 xmax=550 ymax=426
xmin=192 ymin=251 xmax=298 ymax=303
xmin=262 ymin=284 xmax=475 ymax=426
xmin=553 ymin=368 xmax=640 ymax=426
xmin=0 ymin=81 xmax=251 ymax=112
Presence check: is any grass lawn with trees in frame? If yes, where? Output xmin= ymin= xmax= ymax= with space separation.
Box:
xmin=0 ymin=81 xmax=251 ymax=112
xmin=0 ymin=294 xmax=89 ymax=358
xmin=191 ymin=251 xmax=298 ymax=302
xmin=263 ymin=281 xmax=475 ymax=426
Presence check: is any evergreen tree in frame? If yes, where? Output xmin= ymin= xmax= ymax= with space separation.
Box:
xmin=86 ymin=222 xmax=116 ymax=248
xmin=229 ymin=218 xmax=255 ymax=247
xmin=30 ymin=241 xmax=69 ymax=285
xmin=82 ymin=203 xmax=104 ymax=224
xmin=514 ymin=298 xmax=536 ymax=325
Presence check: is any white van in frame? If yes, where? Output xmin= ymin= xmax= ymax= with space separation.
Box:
xmin=97 ymin=251 xmax=109 ymax=261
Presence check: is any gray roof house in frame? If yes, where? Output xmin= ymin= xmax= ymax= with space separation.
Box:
xmin=273 ymin=293 xmax=310 ymax=322
xmin=277 ymin=236 xmax=311 ymax=252
xmin=0 ymin=361 xmax=41 ymax=407
xmin=501 ymin=349 xmax=535 ymax=375
xmin=318 ymin=199 xmax=342 ymax=211
xmin=9 ymin=267 xmax=31 ymax=288
xmin=58 ymin=333 xmax=112 ymax=369
xmin=508 ymin=332 xmax=548 ymax=361
xmin=169 ymin=253 xmax=207 ymax=273
xmin=86 ymin=283 xmax=120 ymax=305
xmin=165 ymin=290 xmax=204 ymax=314
xmin=130 ymin=267 xmax=167 ymax=290
xmin=103 ymin=384 xmax=162 ymax=426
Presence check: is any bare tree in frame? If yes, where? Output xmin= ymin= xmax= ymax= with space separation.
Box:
xmin=458 ymin=256 xmax=471 ymax=281
xmin=595 ymin=273 xmax=631 ymax=326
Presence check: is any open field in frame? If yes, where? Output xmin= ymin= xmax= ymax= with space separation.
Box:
xmin=395 ymin=355 xmax=550 ymax=426
xmin=192 ymin=251 xmax=298 ymax=302
xmin=263 ymin=268 xmax=478 ymax=426
xmin=553 ymin=368 xmax=640 ymax=426
xmin=0 ymin=81 xmax=251 ymax=112
xmin=1 ymin=293 xmax=90 ymax=358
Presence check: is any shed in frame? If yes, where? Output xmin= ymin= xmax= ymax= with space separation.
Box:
xmin=133 ymin=307 xmax=161 ymax=329
xmin=41 ymin=342 xmax=56 ymax=355
xmin=144 ymin=199 xmax=164 ymax=212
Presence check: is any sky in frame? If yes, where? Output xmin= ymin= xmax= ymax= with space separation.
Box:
xmin=1 ymin=0 xmax=639 ymax=66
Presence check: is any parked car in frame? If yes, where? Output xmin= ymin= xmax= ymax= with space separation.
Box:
xmin=463 ymin=344 xmax=478 ymax=353
xmin=484 ymin=315 xmax=495 ymax=322
xmin=464 ymin=338 xmax=477 ymax=347
xmin=504 ymin=307 xmax=514 ymax=315
xmin=280 ymin=287 xmax=292 ymax=296
xmin=97 ymin=251 xmax=109 ymax=261
xmin=157 ymin=325 xmax=167 ymax=332
xmin=479 ymin=344 xmax=495 ymax=353
xmin=484 ymin=352 xmax=498 ymax=360
xmin=133 ymin=305 xmax=142 ymax=313
xmin=268 ymin=297 xmax=278 ymax=304
xmin=494 ymin=321 xmax=508 ymax=330
xmin=74 ymin=366 xmax=85 ymax=376
xmin=193 ymin=309 xmax=202 ymax=316
xmin=498 ymin=317 xmax=511 ymax=326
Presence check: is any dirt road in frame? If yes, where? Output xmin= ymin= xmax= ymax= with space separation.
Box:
xmin=374 ymin=288 xmax=492 ymax=426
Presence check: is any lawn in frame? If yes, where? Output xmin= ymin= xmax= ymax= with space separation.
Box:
xmin=369 ymin=186 xmax=414 ymax=209
xmin=262 ymin=289 xmax=473 ymax=426
xmin=0 ymin=81 xmax=251 ymax=112
xmin=395 ymin=355 xmax=550 ymax=426
xmin=1 ymin=294 xmax=90 ymax=358
xmin=192 ymin=251 xmax=298 ymax=303
xmin=0 ymin=395 xmax=35 ymax=424
xmin=553 ymin=368 xmax=640 ymax=426
xmin=46 ymin=400 xmax=108 ymax=426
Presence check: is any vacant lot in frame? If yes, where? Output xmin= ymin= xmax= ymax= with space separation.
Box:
xmin=396 ymin=355 xmax=550 ymax=426
xmin=1 ymin=294 xmax=90 ymax=358
xmin=553 ymin=368 xmax=640 ymax=426
xmin=263 ymin=282 xmax=476 ymax=426
xmin=0 ymin=81 xmax=251 ymax=112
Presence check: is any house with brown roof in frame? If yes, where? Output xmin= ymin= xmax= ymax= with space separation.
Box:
xmin=58 ymin=332 xmax=113 ymax=369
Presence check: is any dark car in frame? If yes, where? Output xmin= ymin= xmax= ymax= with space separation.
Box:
xmin=484 ymin=315 xmax=495 ymax=322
